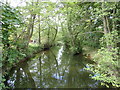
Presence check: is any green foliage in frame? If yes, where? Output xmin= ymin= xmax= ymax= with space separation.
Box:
xmin=1 ymin=3 xmax=23 ymax=63
xmin=85 ymin=30 xmax=120 ymax=87
xmin=0 ymin=77 xmax=6 ymax=89
xmin=82 ymin=32 xmax=103 ymax=48
xmin=1 ymin=1 xmax=120 ymax=88
xmin=100 ymin=30 xmax=119 ymax=48
xmin=1 ymin=3 xmax=25 ymax=89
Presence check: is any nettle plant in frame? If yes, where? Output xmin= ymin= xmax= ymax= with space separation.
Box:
xmin=86 ymin=30 xmax=120 ymax=87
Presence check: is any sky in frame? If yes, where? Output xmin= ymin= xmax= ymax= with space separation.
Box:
xmin=2 ymin=0 xmax=26 ymax=7
xmin=1 ymin=0 xmax=59 ymax=7
xmin=1 ymin=0 xmax=119 ymax=7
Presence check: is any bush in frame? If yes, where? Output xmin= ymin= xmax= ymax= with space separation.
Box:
xmin=85 ymin=30 xmax=120 ymax=87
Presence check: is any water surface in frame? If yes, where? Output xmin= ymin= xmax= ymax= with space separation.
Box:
xmin=7 ymin=46 xmax=104 ymax=88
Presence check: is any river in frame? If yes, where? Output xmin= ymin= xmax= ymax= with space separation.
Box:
xmin=7 ymin=46 xmax=106 ymax=88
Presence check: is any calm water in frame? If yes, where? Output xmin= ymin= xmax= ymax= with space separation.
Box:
xmin=7 ymin=46 xmax=105 ymax=88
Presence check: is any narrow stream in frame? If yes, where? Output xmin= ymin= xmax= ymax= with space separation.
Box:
xmin=7 ymin=46 xmax=105 ymax=88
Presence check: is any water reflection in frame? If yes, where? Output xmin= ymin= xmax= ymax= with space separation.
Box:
xmin=8 ymin=61 xmax=36 ymax=88
xmin=8 ymin=46 xmax=103 ymax=88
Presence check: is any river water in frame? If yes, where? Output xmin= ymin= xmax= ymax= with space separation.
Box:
xmin=7 ymin=46 xmax=105 ymax=88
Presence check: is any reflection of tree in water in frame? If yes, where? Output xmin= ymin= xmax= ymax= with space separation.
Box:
xmin=37 ymin=47 xmax=61 ymax=88
xmin=8 ymin=46 xmax=103 ymax=88
xmin=38 ymin=47 xmax=102 ymax=88
xmin=8 ymin=61 xmax=36 ymax=88
xmin=57 ymin=48 xmax=102 ymax=88
xmin=66 ymin=56 xmax=97 ymax=88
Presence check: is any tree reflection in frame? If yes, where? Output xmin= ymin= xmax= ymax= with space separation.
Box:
xmin=8 ymin=46 xmax=103 ymax=88
xmin=8 ymin=61 xmax=36 ymax=88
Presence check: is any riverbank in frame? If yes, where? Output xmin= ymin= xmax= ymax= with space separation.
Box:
xmin=83 ymin=46 xmax=98 ymax=59
xmin=2 ymin=45 xmax=47 ymax=76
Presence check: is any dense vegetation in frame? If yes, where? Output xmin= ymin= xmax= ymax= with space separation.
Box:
xmin=0 ymin=1 xmax=120 ymax=89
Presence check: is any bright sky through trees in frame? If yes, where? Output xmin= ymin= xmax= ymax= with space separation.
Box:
xmin=2 ymin=0 xmax=60 ymax=7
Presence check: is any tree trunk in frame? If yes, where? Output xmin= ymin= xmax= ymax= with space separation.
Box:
xmin=52 ymin=16 xmax=58 ymax=43
xmin=66 ymin=4 xmax=75 ymax=47
xmin=103 ymin=16 xmax=110 ymax=34
xmin=38 ymin=15 xmax=41 ymax=46
xmin=47 ymin=17 xmax=50 ymax=46
xmin=25 ymin=14 xmax=36 ymax=48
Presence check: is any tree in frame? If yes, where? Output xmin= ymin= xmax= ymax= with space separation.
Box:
xmin=85 ymin=2 xmax=120 ymax=87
